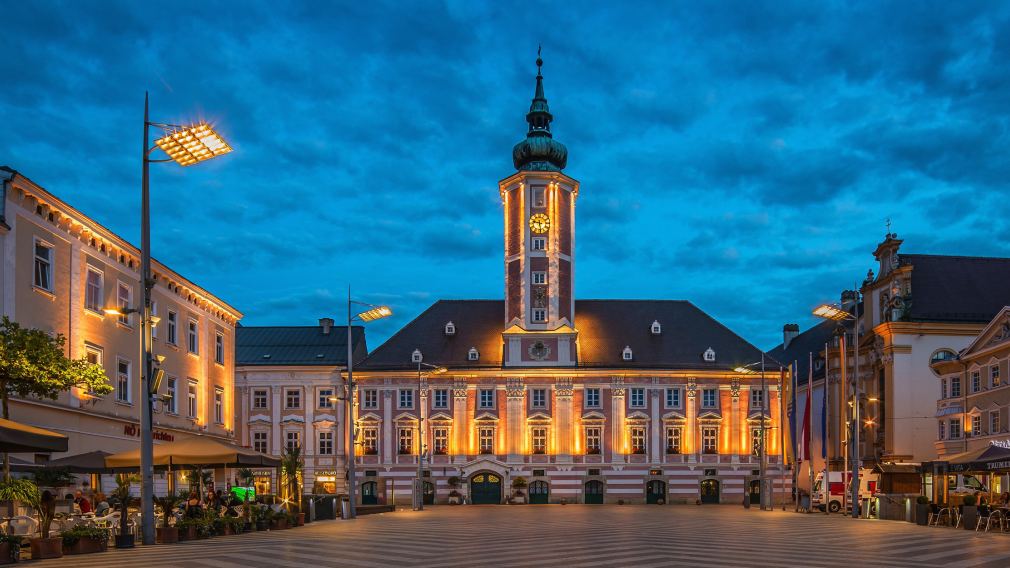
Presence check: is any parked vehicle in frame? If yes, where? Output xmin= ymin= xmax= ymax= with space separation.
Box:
xmin=813 ymin=469 xmax=878 ymax=513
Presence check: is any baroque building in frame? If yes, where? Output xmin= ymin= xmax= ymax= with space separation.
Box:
xmin=351 ymin=57 xmax=787 ymax=505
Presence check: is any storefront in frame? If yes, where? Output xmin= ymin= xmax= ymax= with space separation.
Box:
xmin=313 ymin=470 xmax=338 ymax=494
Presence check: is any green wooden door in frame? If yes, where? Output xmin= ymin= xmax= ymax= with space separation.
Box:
xmin=701 ymin=479 xmax=720 ymax=504
xmin=646 ymin=480 xmax=666 ymax=504
xmin=529 ymin=481 xmax=549 ymax=504
xmin=749 ymin=479 xmax=761 ymax=504
xmin=470 ymin=473 xmax=502 ymax=504
xmin=423 ymin=482 xmax=435 ymax=505
xmin=361 ymin=481 xmax=378 ymax=505
xmin=584 ymin=480 xmax=604 ymax=504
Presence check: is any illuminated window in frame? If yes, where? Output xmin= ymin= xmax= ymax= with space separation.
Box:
xmin=318 ymin=430 xmax=333 ymax=455
xmin=285 ymin=388 xmax=301 ymax=409
xmin=630 ymin=427 xmax=647 ymax=454
xmin=585 ymin=388 xmax=600 ymax=408
xmin=702 ymin=427 xmax=718 ymax=454
xmin=479 ymin=389 xmax=494 ymax=409
xmin=702 ymin=389 xmax=717 ymax=408
xmin=361 ymin=428 xmax=378 ymax=455
xmin=971 ymin=370 xmax=981 ymax=393
xmin=665 ymin=388 xmax=681 ymax=408
xmin=992 ymin=365 xmax=1001 ymax=388
xmin=167 ymin=377 xmax=177 ymax=414
xmin=285 ymin=431 xmax=300 ymax=452
xmin=398 ymin=428 xmax=414 ymax=454
xmin=187 ymin=319 xmax=199 ymax=354
xmin=531 ymin=427 xmax=547 ymax=454
xmin=432 ymin=427 xmax=448 ymax=454
xmin=532 ymin=187 xmax=546 ymax=208
xmin=187 ymin=380 xmax=197 ymax=418
xmin=972 ymin=415 xmax=981 ymax=436
xmin=117 ymin=283 xmax=132 ymax=326
xmin=750 ymin=389 xmax=764 ymax=409
xmin=84 ymin=343 xmax=103 ymax=367
xmin=951 ymin=377 xmax=962 ymax=398
xmin=531 ymin=389 xmax=547 ymax=408
xmin=532 ymin=308 xmax=547 ymax=323
xmin=253 ymin=431 xmax=268 ymax=454
xmin=585 ymin=427 xmax=601 ymax=454
xmin=116 ymin=358 xmax=131 ymax=403
xmin=399 ymin=389 xmax=414 ymax=409
xmin=362 ymin=389 xmax=378 ymax=409
xmin=433 ymin=389 xmax=448 ymax=409
xmin=630 ymin=388 xmax=645 ymax=408
xmin=167 ymin=311 xmax=178 ymax=345
xmin=252 ymin=389 xmax=268 ymax=409
xmin=318 ymin=388 xmax=334 ymax=409
xmin=531 ymin=237 xmax=546 ymax=251
xmin=85 ymin=267 xmax=103 ymax=313
xmin=532 ymin=271 xmax=546 ymax=285
xmin=479 ymin=427 xmax=494 ymax=454
xmin=751 ymin=428 xmax=762 ymax=456
xmin=938 ymin=420 xmax=945 ymax=440
xmin=666 ymin=427 xmax=681 ymax=454
xmin=214 ymin=387 xmax=224 ymax=424
xmin=949 ymin=419 xmax=961 ymax=439
xmin=33 ymin=240 xmax=54 ymax=292
xmin=703 ymin=348 xmax=716 ymax=362
xmin=214 ymin=332 xmax=224 ymax=365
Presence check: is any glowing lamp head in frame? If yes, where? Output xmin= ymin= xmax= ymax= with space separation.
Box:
xmin=155 ymin=123 xmax=233 ymax=167
xmin=812 ymin=303 xmax=853 ymax=321
xmin=357 ymin=305 xmax=393 ymax=322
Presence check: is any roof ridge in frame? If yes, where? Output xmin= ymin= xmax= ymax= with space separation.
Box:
xmin=904 ymin=253 xmax=1010 ymax=262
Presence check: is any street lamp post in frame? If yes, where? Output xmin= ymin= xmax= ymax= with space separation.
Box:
xmin=813 ymin=301 xmax=862 ymax=520
xmin=344 ymin=292 xmax=392 ymax=519
xmin=136 ymin=93 xmax=232 ymax=545
xmin=412 ymin=358 xmax=446 ymax=511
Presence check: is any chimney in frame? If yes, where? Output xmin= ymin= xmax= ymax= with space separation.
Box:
xmin=319 ymin=317 xmax=334 ymax=335
xmin=783 ymin=324 xmax=799 ymax=349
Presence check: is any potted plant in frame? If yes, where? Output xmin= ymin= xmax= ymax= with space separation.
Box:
xmin=152 ymin=491 xmax=181 ymax=544
xmin=280 ymin=445 xmax=304 ymax=526
xmin=61 ymin=525 xmax=108 ymax=555
xmin=511 ymin=477 xmax=527 ymax=504
xmin=30 ymin=490 xmax=62 ymax=559
xmin=175 ymin=517 xmax=199 ymax=541
xmin=915 ymin=495 xmax=930 ymax=526
xmin=236 ymin=468 xmax=254 ymax=531
xmin=447 ymin=476 xmax=461 ymax=505
xmin=269 ymin=508 xmax=288 ymax=530
xmin=961 ymin=494 xmax=978 ymax=531
xmin=0 ymin=534 xmax=22 ymax=565
xmin=112 ymin=474 xmax=137 ymax=548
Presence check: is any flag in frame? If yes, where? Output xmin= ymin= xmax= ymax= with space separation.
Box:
xmin=798 ymin=382 xmax=812 ymax=462
xmin=788 ymin=361 xmax=798 ymax=464
xmin=821 ymin=372 xmax=828 ymax=459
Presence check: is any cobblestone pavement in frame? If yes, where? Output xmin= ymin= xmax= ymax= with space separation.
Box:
xmin=35 ymin=505 xmax=1010 ymax=568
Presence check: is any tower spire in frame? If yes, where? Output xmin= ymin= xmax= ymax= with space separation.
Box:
xmin=512 ymin=47 xmax=567 ymax=171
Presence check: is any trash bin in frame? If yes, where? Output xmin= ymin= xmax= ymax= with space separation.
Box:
xmin=340 ymin=497 xmax=350 ymax=519
xmin=800 ymin=494 xmax=811 ymax=512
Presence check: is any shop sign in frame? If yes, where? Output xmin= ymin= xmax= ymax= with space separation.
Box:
xmin=123 ymin=424 xmax=175 ymax=442
xmin=991 ymin=439 xmax=1010 ymax=449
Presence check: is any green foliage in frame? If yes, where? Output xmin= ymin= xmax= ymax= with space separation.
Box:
xmin=0 ymin=533 xmax=22 ymax=561
xmin=154 ymin=491 xmax=182 ymax=528
xmin=113 ymin=474 xmax=138 ymax=536
xmin=962 ymin=494 xmax=977 ymax=506
xmin=447 ymin=476 xmax=460 ymax=488
xmin=0 ymin=477 xmax=41 ymax=505
xmin=32 ymin=467 xmax=76 ymax=488
xmin=511 ymin=476 xmax=528 ymax=489
xmin=61 ymin=525 xmax=107 ymax=546
xmin=280 ymin=445 xmax=303 ymax=515
xmin=916 ymin=495 xmax=929 ymax=505
xmin=237 ymin=467 xmax=254 ymax=520
xmin=38 ymin=490 xmax=57 ymax=539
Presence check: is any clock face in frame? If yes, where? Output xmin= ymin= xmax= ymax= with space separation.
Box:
xmin=529 ymin=213 xmax=550 ymax=234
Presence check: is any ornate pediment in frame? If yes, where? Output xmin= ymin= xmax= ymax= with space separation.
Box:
xmin=357 ymin=412 xmax=382 ymax=423
xmin=428 ymin=411 xmax=453 ymax=421
xmin=280 ymin=414 xmax=305 ymax=424
xmin=475 ymin=411 xmax=499 ymax=422
xmin=582 ymin=410 xmax=607 ymax=421
xmin=247 ymin=414 xmax=271 ymax=424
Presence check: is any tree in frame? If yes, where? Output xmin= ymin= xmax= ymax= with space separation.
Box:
xmin=280 ymin=445 xmax=303 ymax=515
xmin=0 ymin=316 xmax=112 ymax=478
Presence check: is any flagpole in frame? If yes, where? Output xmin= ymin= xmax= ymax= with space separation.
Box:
xmin=839 ymin=332 xmax=848 ymax=514
xmin=779 ymin=366 xmax=786 ymax=510
xmin=807 ymin=352 xmax=814 ymax=513
xmin=823 ymin=341 xmax=830 ymax=515
xmin=792 ymin=360 xmax=799 ymax=513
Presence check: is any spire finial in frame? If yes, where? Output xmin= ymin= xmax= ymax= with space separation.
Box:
xmin=536 ymin=44 xmax=543 ymax=77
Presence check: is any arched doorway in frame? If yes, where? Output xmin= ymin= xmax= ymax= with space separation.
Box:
xmin=361 ymin=481 xmax=378 ymax=505
xmin=646 ymin=480 xmax=667 ymax=504
xmin=423 ymin=481 xmax=435 ymax=505
xmin=700 ymin=479 xmax=720 ymax=504
xmin=748 ymin=479 xmax=761 ymax=504
xmin=470 ymin=472 xmax=502 ymax=504
xmin=529 ymin=480 xmax=549 ymax=504
xmin=585 ymin=480 xmax=604 ymax=504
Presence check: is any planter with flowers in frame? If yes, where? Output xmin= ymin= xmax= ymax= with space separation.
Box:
xmin=61 ymin=526 xmax=108 ymax=555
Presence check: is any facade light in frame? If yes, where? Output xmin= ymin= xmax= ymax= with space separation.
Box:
xmin=356 ymin=305 xmax=393 ymax=322
xmin=812 ymin=303 xmax=853 ymax=321
xmin=103 ymin=306 xmax=138 ymax=316
xmin=154 ymin=123 xmax=233 ymax=167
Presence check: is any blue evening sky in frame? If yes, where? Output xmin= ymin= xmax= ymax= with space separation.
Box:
xmin=4 ymin=1 xmax=1009 ymax=351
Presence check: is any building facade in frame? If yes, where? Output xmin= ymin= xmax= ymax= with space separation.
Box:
xmin=351 ymin=58 xmax=787 ymax=506
xmin=1 ymin=167 xmax=242 ymax=490
xmin=234 ymin=318 xmax=367 ymax=497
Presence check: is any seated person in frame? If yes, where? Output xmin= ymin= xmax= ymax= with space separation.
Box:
xmin=184 ymin=491 xmax=203 ymax=517
xmin=74 ymin=490 xmax=93 ymax=514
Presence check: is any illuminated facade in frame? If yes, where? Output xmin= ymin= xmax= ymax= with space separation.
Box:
xmin=351 ymin=58 xmax=788 ymax=505
xmin=0 ymin=167 xmax=242 ymax=490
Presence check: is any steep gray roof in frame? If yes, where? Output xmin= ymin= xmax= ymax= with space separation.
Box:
xmin=236 ymin=325 xmax=367 ymax=366
xmin=767 ymin=320 xmax=835 ymax=385
xmin=903 ymin=254 xmax=1010 ymax=323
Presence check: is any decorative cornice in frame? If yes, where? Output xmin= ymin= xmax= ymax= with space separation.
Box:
xmin=611 ymin=376 xmax=625 ymax=397
xmin=554 ymin=378 xmax=573 ymax=398
xmin=687 ymin=377 xmax=698 ymax=398
xmin=730 ymin=378 xmax=741 ymax=400
xmin=453 ymin=380 xmax=468 ymax=398
xmin=506 ymin=377 xmax=525 ymax=398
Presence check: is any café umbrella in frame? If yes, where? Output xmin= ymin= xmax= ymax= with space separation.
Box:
xmin=0 ymin=417 xmax=68 ymax=453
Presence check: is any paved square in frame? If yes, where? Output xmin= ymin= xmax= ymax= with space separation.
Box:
xmin=38 ymin=506 xmax=1010 ymax=568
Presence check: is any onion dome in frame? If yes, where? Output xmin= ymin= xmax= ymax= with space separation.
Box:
xmin=512 ymin=52 xmax=568 ymax=172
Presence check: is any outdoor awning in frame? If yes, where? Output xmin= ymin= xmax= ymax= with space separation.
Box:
xmin=936 ymin=406 xmax=963 ymax=417
xmin=0 ymin=418 xmax=68 ymax=453
xmin=943 ymin=444 xmax=1010 ymax=472
xmin=104 ymin=436 xmax=280 ymax=469
xmin=873 ymin=463 xmax=920 ymax=474
xmin=43 ymin=451 xmax=114 ymax=473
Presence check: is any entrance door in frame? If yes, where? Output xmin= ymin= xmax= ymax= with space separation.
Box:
xmin=749 ymin=479 xmax=761 ymax=504
xmin=646 ymin=480 xmax=667 ymax=504
xmin=470 ymin=472 xmax=502 ymax=504
xmin=529 ymin=480 xmax=549 ymax=504
xmin=585 ymin=480 xmax=604 ymax=504
xmin=701 ymin=479 xmax=720 ymax=504
xmin=423 ymin=481 xmax=435 ymax=505
xmin=361 ymin=481 xmax=378 ymax=505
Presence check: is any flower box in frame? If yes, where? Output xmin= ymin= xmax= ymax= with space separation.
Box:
xmin=0 ymin=542 xmax=18 ymax=565
xmin=270 ymin=517 xmax=288 ymax=530
xmin=63 ymin=538 xmax=107 ymax=555
xmin=157 ymin=527 xmax=179 ymax=544
xmin=30 ymin=537 xmax=63 ymax=560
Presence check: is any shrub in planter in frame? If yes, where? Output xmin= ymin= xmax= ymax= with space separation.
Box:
xmin=915 ymin=496 xmax=930 ymax=526
xmin=112 ymin=475 xmax=137 ymax=548
xmin=961 ymin=494 xmax=978 ymax=531
xmin=31 ymin=490 xmax=62 ymax=560
xmin=62 ymin=526 xmax=109 ymax=555
xmin=175 ymin=518 xmax=201 ymax=541
xmin=154 ymin=492 xmax=182 ymax=544
xmin=0 ymin=535 xmax=23 ymax=565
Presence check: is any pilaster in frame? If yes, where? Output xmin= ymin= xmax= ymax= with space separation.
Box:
xmin=382 ymin=389 xmax=393 ymax=464
xmin=554 ymin=378 xmax=573 ymax=461
xmin=271 ymin=386 xmax=282 ymax=454
xmin=686 ymin=378 xmax=697 ymax=461
xmin=506 ymin=378 xmax=526 ymax=461
xmin=611 ymin=377 xmax=626 ymax=461
xmin=452 ymin=380 xmax=468 ymax=461
xmin=649 ymin=384 xmax=661 ymax=464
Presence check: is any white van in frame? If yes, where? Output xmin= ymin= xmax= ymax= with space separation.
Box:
xmin=812 ymin=469 xmax=878 ymax=513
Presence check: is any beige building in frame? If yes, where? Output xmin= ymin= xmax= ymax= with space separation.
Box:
xmin=1 ymin=166 xmax=242 ymax=490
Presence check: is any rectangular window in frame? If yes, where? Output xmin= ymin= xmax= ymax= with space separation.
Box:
xmin=531 ymin=237 xmax=546 ymax=251
xmin=318 ymin=431 xmax=334 ymax=455
xmin=399 ymin=389 xmax=414 ymax=409
xmin=940 ymin=379 xmax=947 ymax=400
xmin=214 ymin=332 xmax=224 ymax=365
xmin=532 ymin=308 xmax=547 ymax=323
xmin=116 ymin=358 xmax=131 ymax=403
xmin=84 ymin=343 xmax=103 ymax=367
xmin=750 ymin=388 xmax=764 ymax=409
xmin=479 ymin=427 xmax=494 ymax=454
xmin=665 ymin=388 xmax=681 ymax=408
xmin=362 ymin=428 xmax=378 ymax=454
xmin=938 ymin=420 xmax=946 ymax=440
xmin=951 ymin=377 xmax=962 ymax=398
xmin=751 ymin=428 xmax=763 ymax=456
xmin=432 ymin=427 xmax=448 ymax=454
xmin=362 ymin=389 xmax=378 ymax=409
xmin=252 ymin=389 xmax=268 ymax=409
xmin=585 ymin=427 xmax=602 ymax=454
xmin=167 ymin=377 xmax=178 ymax=414
xmin=532 ymin=271 xmax=546 ymax=285
xmin=971 ymin=370 xmax=981 ymax=393
xmin=702 ymin=427 xmax=718 ymax=454
xmin=187 ymin=319 xmax=199 ymax=354
xmin=532 ymin=187 xmax=546 ymax=208
xmin=992 ymin=365 xmax=1001 ymax=388
xmin=992 ymin=411 xmax=1001 ymax=436
xmin=531 ymin=427 xmax=547 ymax=454
xmin=630 ymin=426 xmax=647 ymax=454
xmin=117 ymin=282 xmax=132 ymax=325
xmin=286 ymin=431 xmax=300 ymax=452
xmin=187 ymin=381 xmax=198 ymax=418
xmin=972 ymin=415 xmax=982 ymax=436
xmin=85 ymin=267 xmax=103 ymax=313
xmin=433 ymin=389 xmax=448 ymax=409
xmin=253 ymin=431 xmax=268 ymax=454
xmin=702 ymin=389 xmax=717 ymax=408
xmin=666 ymin=427 xmax=681 ymax=454
xmin=531 ymin=388 xmax=546 ymax=408
xmin=33 ymin=240 xmax=54 ymax=291
xmin=214 ymin=387 xmax=224 ymax=424
xmin=479 ymin=389 xmax=494 ymax=409
xmin=949 ymin=419 xmax=962 ymax=439
xmin=285 ymin=389 xmax=301 ymax=409
xmin=398 ymin=428 xmax=414 ymax=454
xmin=585 ymin=388 xmax=600 ymax=408
xmin=167 ymin=311 xmax=178 ymax=345
xmin=630 ymin=388 xmax=645 ymax=408
xmin=318 ymin=388 xmax=334 ymax=409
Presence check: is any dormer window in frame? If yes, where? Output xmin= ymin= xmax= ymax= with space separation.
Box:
xmin=703 ymin=348 xmax=716 ymax=362
xmin=412 ymin=349 xmax=423 ymax=363
xmin=468 ymin=347 xmax=479 ymax=361
xmin=622 ymin=346 xmax=633 ymax=361
xmin=444 ymin=321 xmax=456 ymax=336
xmin=651 ymin=320 xmax=661 ymax=335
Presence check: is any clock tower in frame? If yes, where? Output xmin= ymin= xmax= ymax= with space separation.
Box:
xmin=500 ymin=54 xmax=579 ymax=367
